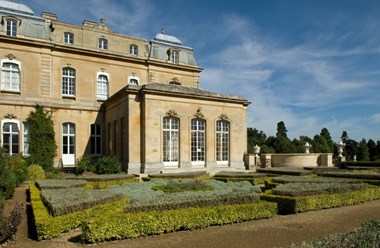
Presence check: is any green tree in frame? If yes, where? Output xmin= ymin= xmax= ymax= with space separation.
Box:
xmin=313 ymin=134 xmax=330 ymax=153
xmin=320 ymin=128 xmax=334 ymax=153
xmin=27 ymin=105 xmax=57 ymax=170
xmin=357 ymin=139 xmax=369 ymax=161
xmin=367 ymin=139 xmax=378 ymax=161
xmin=247 ymin=128 xmax=267 ymax=153
xmin=276 ymin=121 xmax=288 ymax=138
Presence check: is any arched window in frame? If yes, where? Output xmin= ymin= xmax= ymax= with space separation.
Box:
xmin=1 ymin=120 xmax=19 ymax=155
xmin=163 ymin=117 xmax=179 ymax=166
xmin=128 ymin=75 xmax=139 ymax=85
xmin=191 ymin=118 xmax=205 ymax=164
xmin=130 ymin=44 xmax=138 ymax=55
xmin=216 ymin=120 xmax=229 ymax=164
xmin=97 ymin=73 xmax=109 ymax=100
xmin=1 ymin=60 xmax=21 ymax=92
xmin=62 ymin=67 xmax=76 ymax=96
xmin=64 ymin=32 xmax=74 ymax=44
xmin=99 ymin=38 xmax=108 ymax=50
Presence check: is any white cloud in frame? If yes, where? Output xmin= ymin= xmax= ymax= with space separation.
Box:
xmin=371 ymin=113 xmax=380 ymax=123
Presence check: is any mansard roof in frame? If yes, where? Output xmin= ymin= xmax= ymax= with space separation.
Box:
xmin=0 ymin=0 xmax=34 ymax=16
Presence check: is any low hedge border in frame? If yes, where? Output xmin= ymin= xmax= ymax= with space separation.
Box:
xmin=29 ymin=183 xmax=130 ymax=240
xmin=317 ymin=171 xmax=380 ymax=180
xmin=257 ymin=168 xmax=313 ymax=176
xmin=81 ymin=201 xmax=278 ymax=243
xmin=260 ymin=186 xmax=380 ymax=215
xmin=212 ymin=177 xmax=268 ymax=185
xmin=144 ymin=171 xmax=210 ymax=181
xmin=341 ymin=161 xmax=380 ymax=168
xmin=84 ymin=178 xmax=139 ymax=189
xmin=66 ymin=174 xmax=136 ymax=182
xmin=36 ymin=179 xmax=87 ymax=190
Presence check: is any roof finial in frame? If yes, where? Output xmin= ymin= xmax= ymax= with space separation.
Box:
xmin=161 ymin=27 xmax=165 ymax=34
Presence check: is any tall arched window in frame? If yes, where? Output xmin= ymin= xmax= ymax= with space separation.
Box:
xmin=216 ymin=120 xmax=229 ymax=164
xmin=1 ymin=120 xmax=19 ymax=155
xmin=97 ymin=73 xmax=109 ymax=100
xmin=191 ymin=118 xmax=205 ymax=165
xmin=62 ymin=67 xmax=76 ymax=96
xmin=163 ymin=117 xmax=179 ymax=166
xmin=1 ymin=60 xmax=21 ymax=92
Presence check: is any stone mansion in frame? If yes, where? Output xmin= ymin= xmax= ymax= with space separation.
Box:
xmin=0 ymin=0 xmax=249 ymax=175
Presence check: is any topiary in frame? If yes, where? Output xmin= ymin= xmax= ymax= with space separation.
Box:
xmin=95 ymin=156 xmax=121 ymax=174
xmin=27 ymin=164 xmax=46 ymax=181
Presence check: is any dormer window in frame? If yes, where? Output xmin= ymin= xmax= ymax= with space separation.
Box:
xmin=128 ymin=75 xmax=139 ymax=85
xmin=171 ymin=50 xmax=179 ymax=64
xmin=99 ymin=38 xmax=108 ymax=50
xmin=6 ymin=19 xmax=17 ymax=37
xmin=64 ymin=32 xmax=74 ymax=44
xmin=130 ymin=44 xmax=138 ymax=55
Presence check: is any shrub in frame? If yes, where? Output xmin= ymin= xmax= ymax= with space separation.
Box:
xmin=257 ymin=167 xmax=313 ymax=176
xmin=27 ymin=164 xmax=46 ymax=181
xmin=7 ymin=154 xmax=28 ymax=184
xmin=81 ymin=201 xmax=278 ymax=243
xmin=152 ymin=180 xmax=213 ymax=193
xmin=292 ymin=220 xmax=380 ymax=248
xmin=95 ymin=156 xmax=121 ymax=174
xmin=147 ymin=171 xmax=209 ymax=180
xmin=76 ymin=154 xmax=91 ymax=175
xmin=40 ymin=188 xmax=123 ymax=216
xmin=0 ymin=148 xmax=17 ymax=200
xmin=0 ymin=202 xmax=24 ymax=244
xmin=272 ymin=182 xmax=368 ymax=197
xmin=27 ymin=105 xmax=57 ymax=171
xmin=36 ymin=179 xmax=87 ymax=190
xmin=261 ymin=186 xmax=380 ymax=214
xmin=29 ymin=183 xmax=130 ymax=240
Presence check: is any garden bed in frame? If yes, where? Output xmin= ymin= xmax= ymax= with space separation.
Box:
xmin=212 ymin=171 xmax=268 ymax=185
xmin=81 ymin=201 xmax=278 ymax=243
xmin=256 ymin=167 xmax=313 ymax=176
xmin=261 ymin=186 xmax=380 ymax=214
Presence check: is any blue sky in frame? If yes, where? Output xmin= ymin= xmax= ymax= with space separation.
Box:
xmin=19 ymin=0 xmax=380 ymax=142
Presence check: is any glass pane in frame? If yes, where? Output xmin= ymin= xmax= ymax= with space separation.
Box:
xmin=12 ymin=145 xmax=19 ymax=154
xmin=10 ymin=123 xmax=19 ymax=132
xmin=69 ymin=124 xmax=75 ymax=134
xmin=3 ymin=123 xmax=10 ymax=132
xmin=12 ymin=134 xmax=19 ymax=144
xmin=63 ymin=124 xmax=68 ymax=134
xmin=3 ymin=134 xmax=10 ymax=144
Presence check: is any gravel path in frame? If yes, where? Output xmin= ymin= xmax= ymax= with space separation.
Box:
xmin=2 ymin=185 xmax=380 ymax=248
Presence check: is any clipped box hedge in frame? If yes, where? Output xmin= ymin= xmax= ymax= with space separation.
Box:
xmin=29 ymin=183 xmax=130 ymax=240
xmin=81 ymin=201 xmax=278 ymax=243
xmin=144 ymin=171 xmax=209 ymax=181
xmin=257 ymin=168 xmax=313 ymax=176
xmin=36 ymin=179 xmax=87 ymax=189
xmin=261 ymin=186 xmax=380 ymax=214
xmin=84 ymin=178 xmax=139 ymax=189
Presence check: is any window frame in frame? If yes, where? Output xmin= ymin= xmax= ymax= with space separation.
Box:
xmin=171 ymin=50 xmax=179 ymax=64
xmin=191 ymin=118 xmax=206 ymax=166
xmin=90 ymin=124 xmax=101 ymax=156
xmin=128 ymin=75 xmax=139 ymax=85
xmin=1 ymin=119 xmax=20 ymax=155
xmin=98 ymin=38 xmax=108 ymax=50
xmin=130 ymin=44 xmax=138 ymax=56
xmin=1 ymin=59 xmax=21 ymax=93
xmin=6 ymin=18 xmax=17 ymax=37
xmin=96 ymin=72 xmax=109 ymax=100
xmin=62 ymin=122 xmax=75 ymax=156
xmin=63 ymin=32 xmax=74 ymax=44
xmin=22 ymin=121 xmax=30 ymax=156
xmin=62 ymin=67 xmax=76 ymax=97
xmin=216 ymin=120 xmax=230 ymax=166
xmin=163 ymin=116 xmax=180 ymax=167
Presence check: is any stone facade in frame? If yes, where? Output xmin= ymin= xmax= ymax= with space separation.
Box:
xmin=0 ymin=1 xmax=249 ymax=175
